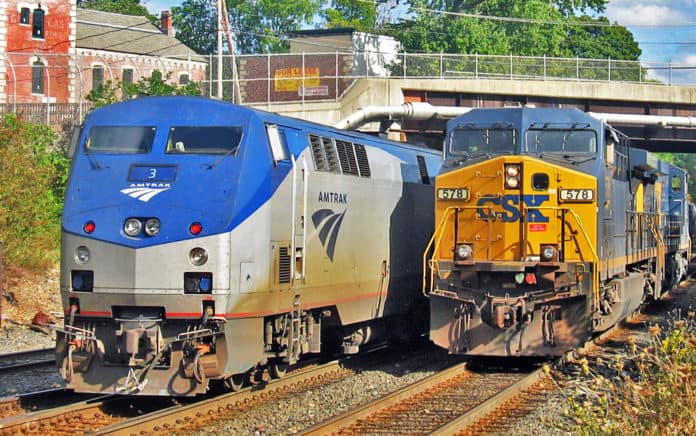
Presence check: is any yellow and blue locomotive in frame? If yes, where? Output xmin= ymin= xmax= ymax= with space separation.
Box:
xmin=426 ymin=107 xmax=689 ymax=356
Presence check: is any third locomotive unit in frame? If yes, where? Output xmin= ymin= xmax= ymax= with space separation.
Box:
xmin=426 ymin=107 xmax=690 ymax=357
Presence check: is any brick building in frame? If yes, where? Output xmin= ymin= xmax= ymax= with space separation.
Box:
xmin=0 ymin=1 xmax=206 ymax=106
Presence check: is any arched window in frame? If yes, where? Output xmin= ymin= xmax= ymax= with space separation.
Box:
xmin=122 ymin=68 xmax=134 ymax=84
xmin=92 ymin=65 xmax=104 ymax=90
xmin=32 ymin=60 xmax=45 ymax=94
xmin=32 ymin=8 xmax=44 ymax=38
xmin=20 ymin=7 xmax=30 ymax=25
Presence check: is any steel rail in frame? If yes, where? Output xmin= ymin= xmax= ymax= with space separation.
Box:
xmin=92 ymin=359 xmax=348 ymax=435
xmin=300 ymin=361 xmax=471 ymax=435
xmin=431 ymin=368 xmax=546 ymax=435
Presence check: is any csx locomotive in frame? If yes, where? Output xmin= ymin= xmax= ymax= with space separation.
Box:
xmin=426 ymin=107 xmax=689 ymax=357
xmin=57 ymin=96 xmax=441 ymax=395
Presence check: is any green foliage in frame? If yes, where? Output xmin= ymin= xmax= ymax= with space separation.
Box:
xmin=86 ymin=72 xmax=202 ymax=109
xmin=0 ymin=114 xmax=69 ymax=269
xmin=173 ymin=0 xmax=322 ymax=55
xmin=388 ymin=0 xmax=640 ymax=62
xmin=78 ymin=0 xmax=156 ymax=23
xmin=85 ymin=80 xmax=120 ymax=109
xmin=564 ymin=313 xmax=696 ymax=435
xmin=171 ymin=0 xmax=217 ymax=55
xmin=324 ymin=0 xmax=377 ymax=29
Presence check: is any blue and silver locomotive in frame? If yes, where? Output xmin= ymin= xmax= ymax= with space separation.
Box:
xmin=57 ymin=96 xmax=441 ymax=395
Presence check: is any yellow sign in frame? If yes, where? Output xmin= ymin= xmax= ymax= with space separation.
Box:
xmin=274 ymin=67 xmax=320 ymax=92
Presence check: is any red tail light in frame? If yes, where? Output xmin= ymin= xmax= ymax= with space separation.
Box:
xmin=189 ymin=222 xmax=202 ymax=235
xmin=83 ymin=221 xmax=96 ymax=234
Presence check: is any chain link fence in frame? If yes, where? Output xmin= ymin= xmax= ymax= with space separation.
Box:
xmin=2 ymin=51 xmax=694 ymax=127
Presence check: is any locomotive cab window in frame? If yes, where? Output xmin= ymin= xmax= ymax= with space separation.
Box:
xmin=266 ymin=124 xmax=289 ymax=163
xmin=166 ymin=126 xmax=243 ymax=155
xmin=527 ymin=128 xmax=597 ymax=154
xmin=449 ymin=127 xmax=516 ymax=156
xmin=672 ymin=175 xmax=682 ymax=192
xmin=85 ymin=126 xmax=156 ymax=154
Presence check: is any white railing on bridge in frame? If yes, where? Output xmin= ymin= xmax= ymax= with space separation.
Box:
xmin=1 ymin=51 xmax=695 ymax=126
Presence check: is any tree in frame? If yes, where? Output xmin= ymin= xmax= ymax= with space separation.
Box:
xmin=78 ymin=0 xmax=156 ymax=22
xmin=562 ymin=16 xmax=641 ymax=60
xmin=389 ymin=0 xmax=640 ymax=61
xmin=173 ymin=0 xmax=322 ymax=55
xmin=171 ymin=0 xmax=217 ymax=55
xmin=86 ymin=71 xmax=202 ymax=109
xmin=324 ymin=0 xmax=377 ymax=29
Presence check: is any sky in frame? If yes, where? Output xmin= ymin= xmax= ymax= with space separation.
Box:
xmin=605 ymin=0 xmax=696 ymax=84
xmin=141 ymin=0 xmax=696 ymax=84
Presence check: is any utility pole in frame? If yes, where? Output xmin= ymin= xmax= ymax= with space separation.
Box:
xmin=220 ymin=0 xmax=242 ymax=103
xmin=216 ymin=0 xmax=223 ymax=99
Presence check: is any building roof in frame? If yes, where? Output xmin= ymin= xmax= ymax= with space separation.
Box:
xmin=289 ymin=28 xmax=357 ymax=37
xmin=76 ymin=9 xmax=205 ymax=63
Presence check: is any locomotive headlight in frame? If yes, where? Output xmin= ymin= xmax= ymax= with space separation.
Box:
xmin=504 ymin=164 xmax=521 ymax=190
xmin=144 ymin=218 xmax=161 ymax=236
xmin=456 ymin=244 xmax=473 ymax=260
xmin=75 ymin=246 xmax=90 ymax=264
xmin=505 ymin=165 xmax=520 ymax=177
xmin=124 ymin=218 xmax=142 ymax=237
xmin=541 ymin=244 xmax=558 ymax=261
xmin=189 ymin=247 xmax=208 ymax=266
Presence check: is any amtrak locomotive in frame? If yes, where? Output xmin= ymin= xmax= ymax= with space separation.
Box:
xmin=57 ymin=96 xmax=441 ymax=395
xmin=425 ymin=107 xmax=689 ymax=357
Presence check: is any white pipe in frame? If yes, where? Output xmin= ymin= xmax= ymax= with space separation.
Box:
xmin=587 ymin=112 xmax=696 ymax=128
xmin=334 ymin=102 xmax=472 ymax=130
xmin=335 ymin=103 xmax=696 ymax=131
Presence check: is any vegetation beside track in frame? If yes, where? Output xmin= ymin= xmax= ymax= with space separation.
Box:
xmin=564 ymin=310 xmax=696 ymax=435
xmin=0 ymin=114 xmax=69 ymax=270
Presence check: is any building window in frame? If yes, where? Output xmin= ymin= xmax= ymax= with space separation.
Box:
xmin=20 ymin=7 xmax=30 ymax=25
xmin=179 ymin=73 xmax=190 ymax=85
xmin=92 ymin=65 xmax=104 ymax=90
xmin=32 ymin=60 xmax=44 ymax=94
xmin=122 ymin=68 xmax=134 ymax=84
xmin=32 ymin=8 xmax=44 ymax=38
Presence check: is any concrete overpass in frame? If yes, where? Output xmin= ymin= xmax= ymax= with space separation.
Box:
xmin=250 ymin=78 xmax=696 ymax=152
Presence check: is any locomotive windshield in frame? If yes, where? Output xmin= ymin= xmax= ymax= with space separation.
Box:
xmin=166 ymin=126 xmax=243 ymax=155
xmin=85 ymin=126 xmax=156 ymax=154
xmin=449 ymin=127 xmax=516 ymax=156
xmin=526 ymin=128 xmax=597 ymax=154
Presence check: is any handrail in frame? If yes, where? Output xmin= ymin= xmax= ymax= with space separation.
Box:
xmin=424 ymin=204 xmax=600 ymax=313
xmin=644 ymin=214 xmax=666 ymax=292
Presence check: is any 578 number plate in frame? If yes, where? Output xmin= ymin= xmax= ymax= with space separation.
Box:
xmin=437 ymin=188 xmax=469 ymax=200
xmin=559 ymin=188 xmax=594 ymax=202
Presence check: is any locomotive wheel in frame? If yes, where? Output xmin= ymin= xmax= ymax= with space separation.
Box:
xmin=268 ymin=360 xmax=288 ymax=379
xmin=223 ymin=373 xmax=245 ymax=392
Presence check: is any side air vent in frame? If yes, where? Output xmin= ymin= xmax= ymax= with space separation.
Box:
xmin=354 ymin=144 xmax=371 ymax=178
xmin=309 ymin=134 xmax=328 ymax=171
xmin=322 ymin=137 xmax=341 ymax=173
xmin=335 ymin=140 xmax=359 ymax=176
xmin=417 ymin=155 xmax=430 ymax=184
xmin=308 ymin=134 xmax=371 ymax=178
xmin=278 ymin=246 xmax=291 ymax=284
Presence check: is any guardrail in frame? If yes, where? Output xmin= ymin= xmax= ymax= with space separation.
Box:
xmin=2 ymin=51 xmax=696 ymax=126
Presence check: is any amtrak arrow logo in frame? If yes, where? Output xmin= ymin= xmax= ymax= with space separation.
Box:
xmin=120 ymin=186 xmax=170 ymax=202
xmin=312 ymin=208 xmax=346 ymax=261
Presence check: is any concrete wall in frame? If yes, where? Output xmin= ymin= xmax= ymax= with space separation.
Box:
xmin=251 ymin=77 xmax=696 ymax=127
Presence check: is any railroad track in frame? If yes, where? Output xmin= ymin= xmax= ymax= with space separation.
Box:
xmin=0 ymin=348 xmax=55 ymax=372
xmin=0 ymin=344 xmax=401 ymax=435
xmin=301 ymin=363 xmax=553 ymax=435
